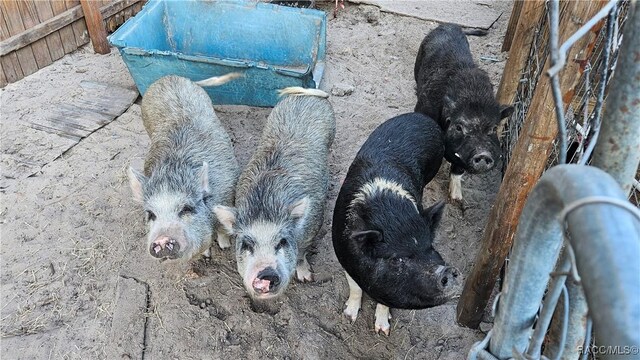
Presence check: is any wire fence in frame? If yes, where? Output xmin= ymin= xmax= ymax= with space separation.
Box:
xmin=480 ymin=1 xmax=638 ymax=359
xmin=500 ymin=0 xmax=638 ymax=206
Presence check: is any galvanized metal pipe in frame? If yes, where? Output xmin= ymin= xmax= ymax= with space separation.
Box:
xmin=488 ymin=165 xmax=640 ymax=359
xmin=592 ymin=0 xmax=640 ymax=195
xmin=526 ymin=252 xmax=571 ymax=359
xmin=543 ymin=278 xmax=589 ymax=360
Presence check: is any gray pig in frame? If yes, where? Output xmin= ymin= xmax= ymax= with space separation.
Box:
xmin=128 ymin=73 xmax=240 ymax=261
xmin=214 ymin=87 xmax=335 ymax=300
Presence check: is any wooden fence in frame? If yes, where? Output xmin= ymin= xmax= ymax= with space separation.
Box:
xmin=1 ymin=0 xmax=145 ymax=87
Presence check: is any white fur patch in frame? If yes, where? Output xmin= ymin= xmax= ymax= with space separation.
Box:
xmin=148 ymin=191 xmax=183 ymax=214
xmin=241 ymin=220 xmax=287 ymax=293
xmin=449 ymin=173 xmax=463 ymax=201
xmin=350 ymin=177 xmax=418 ymax=211
xmin=245 ymin=221 xmax=282 ymax=243
xmin=343 ymin=272 xmax=363 ymax=322
xmin=374 ymin=303 xmax=391 ymax=335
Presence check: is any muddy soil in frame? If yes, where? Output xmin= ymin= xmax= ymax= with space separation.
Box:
xmin=1 ymin=2 xmax=512 ymax=359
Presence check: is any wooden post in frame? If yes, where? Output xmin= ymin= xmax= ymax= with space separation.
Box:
xmin=497 ymin=0 xmax=547 ymax=106
xmin=80 ymin=0 xmax=110 ymax=54
xmin=456 ymin=0 xmax=608 ymax=329
xmin=501 ymin=0 xmax=525 ymax=53
xmin=496 ymin=0 xmax=546 ymax=137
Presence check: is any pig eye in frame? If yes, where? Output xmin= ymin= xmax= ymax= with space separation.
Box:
xmin=275 ymin=238 xmax=289 ymax=251
xmin=179 ymin=205 xmax=195 ymax=217
xmin=202 ymin=194 xmax=213 ymax=205
xmin=391 ymin=257 xmax=404 ymax=266
xmin=240 ymin=238 xmax=254 ymax=253
xmin=145 ymin=210 xmax=156 ymax=222
xmin=455 ymin=124 xmax=464 ymax=133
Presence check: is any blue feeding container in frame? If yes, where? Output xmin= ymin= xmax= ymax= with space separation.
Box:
xmin=108 ymin=0 xmax=326 ymax=107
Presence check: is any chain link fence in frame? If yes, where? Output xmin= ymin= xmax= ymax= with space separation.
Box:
xmin=500 ymin=0 xmax=638 ymax=205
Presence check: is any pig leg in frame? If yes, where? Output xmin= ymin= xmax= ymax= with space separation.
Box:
xmin=374 ymin=303 xmax=392 ymax=336
xmin=343 ymin=272 xmax=362 ymax=322
xmin=449 ymin=165 xmax=464 ymax=202
xmin=295 ymin=252 xmax=313 ymax=282
xmin=216 ymin=229 xmax=232 ymax=249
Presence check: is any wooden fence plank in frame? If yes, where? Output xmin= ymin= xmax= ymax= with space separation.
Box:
xmin=66 ymin=0 xmax=89 ymax=47
xmin=0 ymin=15 xmax=24 ymax=82
xmin=0 ymin=4 xmax=84 ymax=56
xmin=495 ymin=0 xmax=547 ymax=136
xmin=2 ymin=1 xmax=38 ymax=77
xmin=51 ymin=1 xmax=77 ymax=54
xmin=1 ymin=0 xmax=144 ymax=58
xmin=80 ymin=0 xmax=110 ymax=54
xmin=34 ymin=1 xmax=65 ymax=61
xmin=456 ymin=0 xmax=609 ymax=329
xmin=497 ymin=1 xmax=547 ymax=106
xmin=502 ymin=0 xmax=524 ymax=52
xmin=17 ymin=1 xmax=53 ymax=69
xmin=0 ymin=61 xmax=7 ymax=87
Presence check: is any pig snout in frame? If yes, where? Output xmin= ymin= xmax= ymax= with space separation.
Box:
xmin=252 ymin=268 xmax=281 ymax=295
xmin=149 ymin=236 xmax=181 ymax=259
xmin=436 ymin=265 xmax=461 ymax=295
xmin=470 ymin=151 xmax=494 ymax=172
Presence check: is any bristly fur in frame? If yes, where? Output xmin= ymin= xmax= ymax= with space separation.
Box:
xmin=414 ymin=23 xmax=513 ymax=180
xmin=333 ymin=112 xmax=461 ymax=309
xmin=134 ymin=75 xmax=239 ymax=260
xmin=229 ymin=90 xmax=336 ymax=298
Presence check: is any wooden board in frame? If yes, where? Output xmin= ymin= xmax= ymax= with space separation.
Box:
xmin=51 ymin=1 xmax=78 ymax=54
xmin=33 ymin=2 xmax=65 ymax=61
xmin=66 ymin=0 xmax=89 ymax=48
xmin=2 ymin=80 xmax=137 ymax=186
xmin=2 ymin=0 xmax=39 ymax=77
xmin=28 ymin=81 xmax=138 ymax=141
xmin=80 ymin=0 xmax=110 ymax=54
xmin=0 ymin=15 xmax=24 ymax=83
xmin=17 ymin=0 xmax=53 ymax=69
xmin=501 ymin=0 xmax=524 ymax=52
xmin=349 ymin=0 xmax=502 ymax=29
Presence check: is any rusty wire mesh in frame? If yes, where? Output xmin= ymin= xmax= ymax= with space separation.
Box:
xmin=500 ymin=0 xmax=638 ymax=205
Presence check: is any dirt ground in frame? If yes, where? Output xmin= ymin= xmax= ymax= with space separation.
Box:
xmin=1 ymin=2 xmax=513 ymax=359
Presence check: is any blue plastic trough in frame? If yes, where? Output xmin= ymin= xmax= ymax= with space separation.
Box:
xmin=108 ymin=0 xmax=326 ymax=107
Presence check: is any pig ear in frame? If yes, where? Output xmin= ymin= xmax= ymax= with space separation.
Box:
xmin=213 ymin=205 xmax=236 ymax=235
xmin=350 ymin=230 xmax=383 ymax=254
xmin=128 ymin=166 xmax=146 ymax=203
xmin=199 ymin=162 xmax=210 ymax=194
xmin=422 ymin=201 xmax=445 ymax=232
xmin=289 ymin=197 xmax=309 ymax=221
xmin=500 ymin=104 xmax=514 ymax=119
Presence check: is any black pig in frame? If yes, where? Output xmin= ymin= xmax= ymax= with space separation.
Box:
xmin=332 ymin=113 xmax=461 ymax=335
xmin=414 ymin=24 xmax=513 ymax=202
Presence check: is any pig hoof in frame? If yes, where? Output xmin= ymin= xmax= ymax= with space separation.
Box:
xmin=374 ymin=321 xmax=391 ymax=336
xmin=449 ymin=197 xmax=464 ymax=209
xmin=343 ymin=302 xmax=360 ymax=322
xmin=202 ymin=247 xmax=211 ymax=258
xmin=216 ymin=232 xmax=231 ymax=249
xmin=374 ymin=304 xmax=391 ymax=335
xmin=295 ymin=264 xmax=314 ymax=282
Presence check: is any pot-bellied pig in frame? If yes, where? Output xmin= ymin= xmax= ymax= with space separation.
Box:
xmin=332 ymin=113 xmax=461 ymax=335
xmin=214 ymin=87 xmax=335 ymax=301
xmin=414 ymin=24 xmax=513 ymax=202
xmin=128 ymin=73 xmax=241 ymax=261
